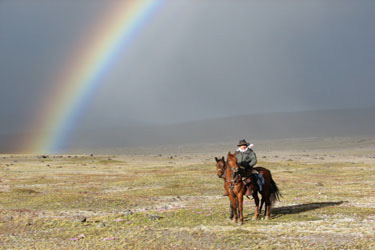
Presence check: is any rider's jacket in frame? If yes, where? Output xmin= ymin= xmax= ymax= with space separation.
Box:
xmin=236 ymin=147 xmax=257 ymax=169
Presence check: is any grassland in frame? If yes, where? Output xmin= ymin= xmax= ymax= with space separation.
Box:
xmin=1 ymin=138 xmax=375 ymax=249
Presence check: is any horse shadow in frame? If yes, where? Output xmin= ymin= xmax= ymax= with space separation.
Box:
xmin=244 ymin=201 xmax=344 ymax=221
xmin=272 ymin=201 xmax=344 ymax=216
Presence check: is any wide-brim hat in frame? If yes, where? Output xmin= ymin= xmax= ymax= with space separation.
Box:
xmin=237 ymin=139 xmax=250 ymax=147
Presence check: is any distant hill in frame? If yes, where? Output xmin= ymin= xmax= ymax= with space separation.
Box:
xmin=1 ymin=107 xmax=375 ymax=153
xmin=68 ymin=107 xmax=375 ymax=150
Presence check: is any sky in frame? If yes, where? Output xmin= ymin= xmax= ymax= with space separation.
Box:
xmin=0 ymin=0 xmax=374 ymax=135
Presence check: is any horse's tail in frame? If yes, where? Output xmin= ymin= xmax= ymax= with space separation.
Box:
xmin=270 ymin=177 xmax=282 ymax=205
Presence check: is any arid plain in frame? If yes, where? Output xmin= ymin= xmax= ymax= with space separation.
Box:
xmin=1 ymin=137 xmax=375 ymax=249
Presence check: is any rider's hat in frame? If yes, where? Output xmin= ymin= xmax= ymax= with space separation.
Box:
xmin=237 ymin=139 xmax=250 ymax=147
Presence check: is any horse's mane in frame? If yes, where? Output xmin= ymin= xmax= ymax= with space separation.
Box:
xmin=227 ymin=152 xmax=238 ymax=166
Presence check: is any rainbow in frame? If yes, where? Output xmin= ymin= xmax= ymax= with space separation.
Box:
xmin=23 ymin=0 xmax=164 ymax=154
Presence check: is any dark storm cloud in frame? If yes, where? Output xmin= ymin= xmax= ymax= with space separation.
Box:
xmin=0 ymin=0 xmax=109 ymax=132
xmin=0 ymin=0 xmax=374 ymax=134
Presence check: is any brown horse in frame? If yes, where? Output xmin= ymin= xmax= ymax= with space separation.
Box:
xmin=216 ymin=154 xmax=246 ymax=224
xmin=226 ymin=152 xmax=281 ymax=220
xmin=215 ymin=156 xmax=228 ymax=191
xmin=215 ymin=156 xmax=234 ymax=217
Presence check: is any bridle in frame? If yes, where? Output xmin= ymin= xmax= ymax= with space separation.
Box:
xmin=217 ymin=157 xmax=242 ymax=196
xmin=226 ymin=159 xmax=242 ymax=187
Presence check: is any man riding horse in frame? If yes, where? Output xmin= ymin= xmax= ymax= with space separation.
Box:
xmin=236 ymin=139 xmax=257 ymax=176
xmin=224 ymin=139 xmax=259 ymax=196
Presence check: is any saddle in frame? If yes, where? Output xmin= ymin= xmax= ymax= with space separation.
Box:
xmin=242 ymin=168 xmax=259 ymax=183
xmin=242 ymin=168 xmax=264 ymax=195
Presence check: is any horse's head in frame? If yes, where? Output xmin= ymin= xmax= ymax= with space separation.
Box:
xmin=227 ymin=152 xmax=239 ymax=173
xmin=215 ymin=156 xmax=226 ymax=178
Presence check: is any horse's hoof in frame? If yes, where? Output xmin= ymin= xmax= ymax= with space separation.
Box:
xmin=265 ymin=216 xmax=270 ymax=220
xmin=252 ymin=216 xmax=259 ymax=221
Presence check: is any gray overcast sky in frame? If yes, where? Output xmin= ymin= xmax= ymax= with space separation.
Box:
xmin=0 ymin=0 xmax=374 ymax=134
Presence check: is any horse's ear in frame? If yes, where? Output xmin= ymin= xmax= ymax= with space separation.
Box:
xmin=227 ymin=152 xmax=232 ymax=157
xmin=222 ymin=156 xmax=225 ymax=161
xmin=233 ymin=152 xmax=237 ymax=157
xmin=215 ymin=157 xmax=218 ymax=162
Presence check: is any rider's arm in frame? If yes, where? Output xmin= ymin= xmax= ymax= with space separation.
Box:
xmin=249 ymin=151 xmax=257 ymax=167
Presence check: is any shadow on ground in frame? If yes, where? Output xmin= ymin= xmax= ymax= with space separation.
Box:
xmin=242 ymin=201 xmax=345 ymax=221
xmin=272 ymin=201 xmax=344 ymax=215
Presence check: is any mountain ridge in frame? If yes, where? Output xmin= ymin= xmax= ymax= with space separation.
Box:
xmin=1 ymin=107 xmax=375 ymax=153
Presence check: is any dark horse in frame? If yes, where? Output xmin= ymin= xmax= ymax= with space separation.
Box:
xmin=216 ymin=152 xmax=281 ymax=222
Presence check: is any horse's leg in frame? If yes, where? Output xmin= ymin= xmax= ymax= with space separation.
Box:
xmin=236 ymin=198 xmax=239 ymax=217
xmin=238 ymin=190 xmax=244 ymax=225
xmin=224 ymin=181 xmax=232 ymax=219
xmin=229 ymin=201 xmax=234 ymax=220
xmin=229 ymin=193 xmax=238 ymax=222
xmin=264 ymin=191 xmax=271 ymax=220
xmin=252 ymin=192 xmax=260 ymax=220
xmin=235 ymin=197 xmax=239 ymax=223
xmin=263 ymin=198 xmax=267 ymax=217
xmin=259 ymin=196 xmax=265 ymax=217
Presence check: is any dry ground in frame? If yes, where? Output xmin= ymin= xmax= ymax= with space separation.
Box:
xmin=1 ymin=137 xmax=375 ymax=249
